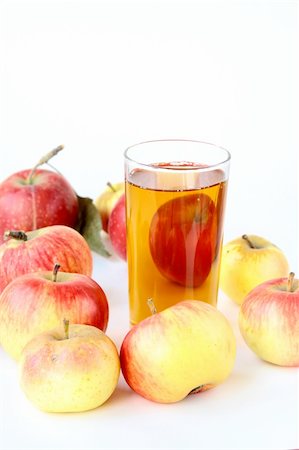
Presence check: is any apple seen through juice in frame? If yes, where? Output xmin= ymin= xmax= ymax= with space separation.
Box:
xmin=126 ymin=162 xmax=227 ymax=325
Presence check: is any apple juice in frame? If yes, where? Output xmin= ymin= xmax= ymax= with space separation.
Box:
xmin=126 ymin=163 xmax=228 ymax=325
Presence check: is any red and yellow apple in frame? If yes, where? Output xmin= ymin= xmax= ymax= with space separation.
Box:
xmin=94 ymin=182 xmax=125 ymax=232
xmin=239 ymin=272 xmax=299 ymax=367
xmin=220 ymin=234 xmax=289 ymax=305
xmin=0 ymin=225 xmax=92 ymax=293
xmin=108 ymin=194 xmax=126 ymax=260
xmin=19 ymin=323 xmax=120 ymax=412
xmin=120 ymin=300 xmax=236 ymax=403
xmin=149 ymin=193 xmax=217 ymax=287
xmin=0 ymin=168 xmax=79 ymax=244
xmin=0 ymin=264 xmax=108 ymax=360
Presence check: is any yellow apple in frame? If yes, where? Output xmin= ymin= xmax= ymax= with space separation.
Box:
xmin=94 ymin=182 xmax=125 ymax=232
xmin=120 ymin=300 xmax=236 ymax=403
xmin=19 ymin=322 xmax=120 ymax=413
xmin=220 ymin=234 xmax=289 ymax=305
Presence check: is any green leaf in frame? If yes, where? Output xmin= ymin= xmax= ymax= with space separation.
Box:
xmin=75 ymin=195 xmax=110 ymax=257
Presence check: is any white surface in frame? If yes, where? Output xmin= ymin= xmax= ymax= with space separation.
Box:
xmin=0 ymin=1 xmax=298 ymax=450
xmin=0 ymin=256 xmax=298 ymax=450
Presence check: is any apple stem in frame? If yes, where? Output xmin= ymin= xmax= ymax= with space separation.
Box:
xmin=63 ymin=319 xmax=70 ymax=339
xmin=242 ymin=234 xmax=255 ymax=249
xmin=107 ymin=182 xmax=116 ymax=192
xmin=27 ymin=144 xmax=64 ymax=184
xmin=287 ymin=272 xmax=295 ymax=292
xmin=52 ymin=263 xmax=61 ymax=282
xmin=147 ymin=298 xmax=157 ymax=315
xmin=4 ymin=230 xmax=28 ymax=241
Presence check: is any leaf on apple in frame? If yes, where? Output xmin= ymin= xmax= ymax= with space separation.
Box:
xmin=75 ymin=195 xmax=110 ymax=257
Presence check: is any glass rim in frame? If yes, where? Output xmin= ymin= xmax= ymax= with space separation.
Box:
xmin=124 ymin=139 xmax=231 ymax=172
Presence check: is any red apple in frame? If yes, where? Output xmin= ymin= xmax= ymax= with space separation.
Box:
xmin=108 ymin=194 xmax=126 ymax=260
xmin=0 ymin=225 xmax=92 ymax=293
xmin=239 ymin=272 xmax=299 ymax=367
xmin=0 ymin=167 xmax=79 ymax=244
xmin=0 ymin=264 xmax=109 ymax=360
xmin=149 ymin=193 xmax=217 ymax=287
xmin=94 ymin=182 xmax=125 ymax=232
xmin=120 ymin=300 xmax=236 ymax=403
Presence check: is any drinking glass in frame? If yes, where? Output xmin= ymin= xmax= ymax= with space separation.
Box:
xmin=124 ymin=139 xmax=230 ymax=325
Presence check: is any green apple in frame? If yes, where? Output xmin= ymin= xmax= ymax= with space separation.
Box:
xmin=220 ymin=234 xmax=289 ymax=305
xmin=19 ymin=322 xmax=120 ymax=413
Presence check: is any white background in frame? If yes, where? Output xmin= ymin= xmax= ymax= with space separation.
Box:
xmin=0 ymin=1 xmax=298 ymax=450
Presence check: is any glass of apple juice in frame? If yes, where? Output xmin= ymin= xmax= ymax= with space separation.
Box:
xmin=124 ymin=140 xmax=231 ymax=325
